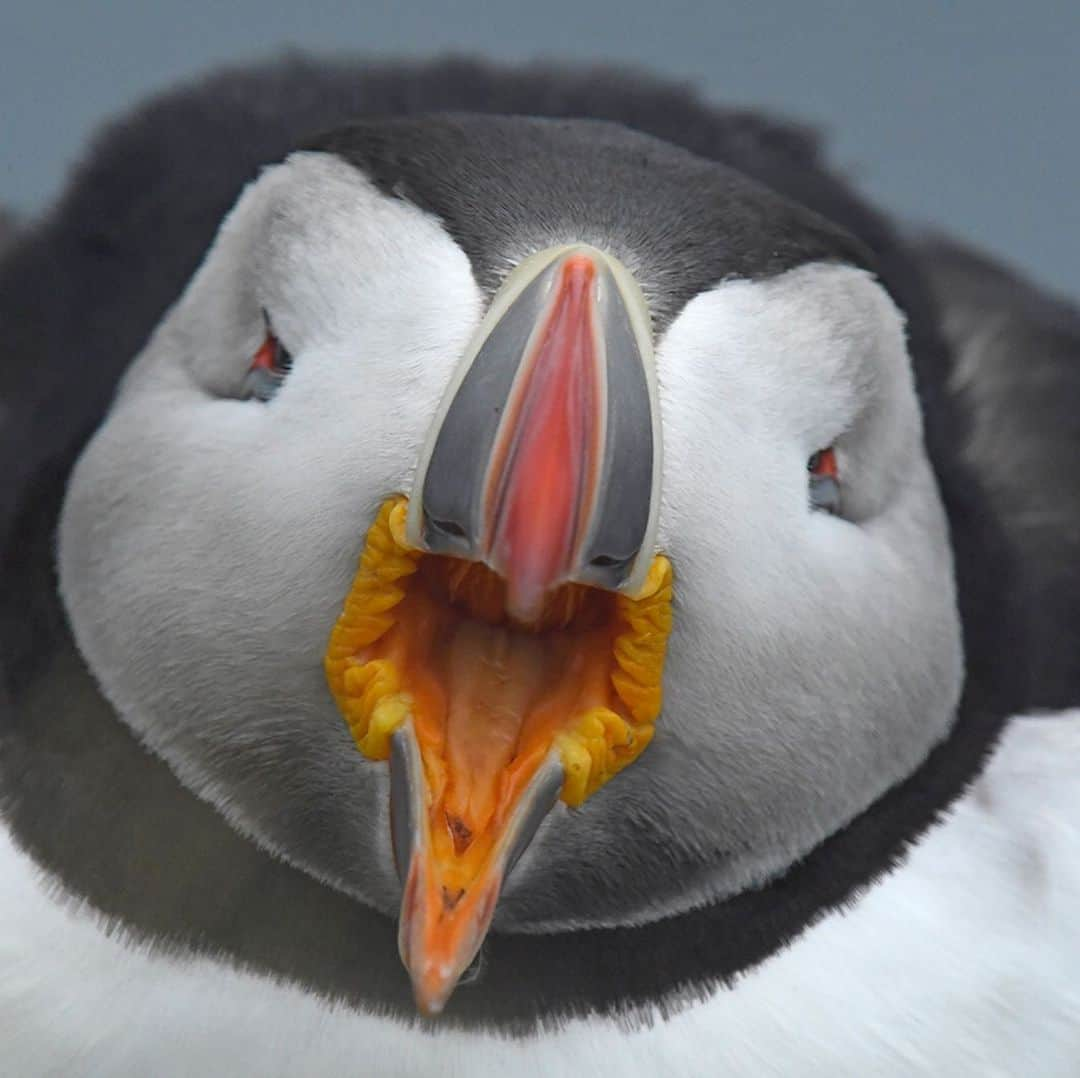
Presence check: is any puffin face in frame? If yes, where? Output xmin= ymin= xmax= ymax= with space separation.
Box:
xmin=58 ymin=116 xmax=963 ymax=1015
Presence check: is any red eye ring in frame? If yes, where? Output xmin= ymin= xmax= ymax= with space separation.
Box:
xmin=243 ymin=329 xmax=293 ymax=402
xmin=808 ymin=447 xmax=841 ymax=515
xmin=249 ymin=332 xmax=291 ymax=375
xmin=250 ymin=334 xmax=279 ymax=372
xmin=809 ymin=447 xmax=838 ymax=478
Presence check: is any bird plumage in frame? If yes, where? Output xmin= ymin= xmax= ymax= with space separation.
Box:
xmin=1 ymin=55 xmax=1078 ymax=1071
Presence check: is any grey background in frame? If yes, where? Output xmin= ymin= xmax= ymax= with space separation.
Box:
xmin=2 ymin=1 xmax=1077 ymax=296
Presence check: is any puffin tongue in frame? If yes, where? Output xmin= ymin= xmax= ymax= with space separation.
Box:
xmin=442 ymin=622 xmax=549 ymax=836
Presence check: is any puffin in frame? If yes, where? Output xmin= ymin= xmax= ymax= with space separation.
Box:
xmin=1 ymin=57 xmax=1078 ymax=1075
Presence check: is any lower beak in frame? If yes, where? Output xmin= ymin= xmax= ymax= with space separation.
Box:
xmin=392 ymin=725 xmax=562 ymax=1015
xmin=325 ymin=245 xmax=669 ymax=1016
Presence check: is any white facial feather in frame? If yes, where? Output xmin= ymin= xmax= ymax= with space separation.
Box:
xmin=61 ymin=154 xmax=485 ymax=915
xmin=58 ymin=153 xmax=963 ymax=931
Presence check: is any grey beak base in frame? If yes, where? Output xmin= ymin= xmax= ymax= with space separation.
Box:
xmin=576 ymin=259 xmax=655 ymax=592
xmin=389 ymin=724 xmax=426 ymax=884
xmin=415 ymin=259 xmax=556 ymax=561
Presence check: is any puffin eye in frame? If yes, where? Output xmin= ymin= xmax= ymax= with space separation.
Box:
xmin=242 ymin=325 xmax=293 ymax=402
xmin=808 ymin=447 xmax=840 ymax=514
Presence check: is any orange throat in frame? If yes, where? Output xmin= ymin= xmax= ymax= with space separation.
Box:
xmin=323 ymin=496 xmax=673 ymax=1010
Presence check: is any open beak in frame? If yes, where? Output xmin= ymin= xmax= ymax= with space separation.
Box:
xmin=325 ymin=245 xmax=670 ymax=1015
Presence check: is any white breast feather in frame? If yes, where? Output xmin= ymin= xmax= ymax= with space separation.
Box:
xmin=2 ymin=712 xmax=1079 ymax=1076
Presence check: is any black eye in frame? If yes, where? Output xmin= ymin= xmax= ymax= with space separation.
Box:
xmin=808 ymin=447 xmax=840 ymax=514
xmin=242 ymin=328 xmax=293 ymax=402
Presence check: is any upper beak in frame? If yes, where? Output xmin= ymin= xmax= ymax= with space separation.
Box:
xmin=328 ymin=244 xmax=666 ymax=1017
xmin=407 ymin=244 xmax=661 ymax=620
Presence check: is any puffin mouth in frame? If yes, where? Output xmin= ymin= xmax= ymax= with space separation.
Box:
xmin=324 ymin=243 xmax=666 ymax=1014
xmin=324 ymin=496 xmax=672 ymax=1013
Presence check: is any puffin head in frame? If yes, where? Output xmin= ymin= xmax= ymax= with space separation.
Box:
xmin=57 ymin=114 xmax=963 ymax=1015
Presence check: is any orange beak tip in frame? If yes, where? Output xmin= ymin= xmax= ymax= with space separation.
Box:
xmin=412 ymin=966 xmax=455 ymax=1017
xmin=399 ymin=867 xmax=504 ymax=1017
